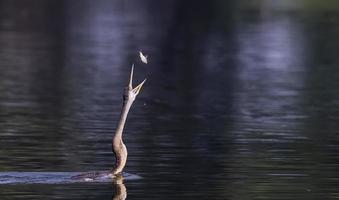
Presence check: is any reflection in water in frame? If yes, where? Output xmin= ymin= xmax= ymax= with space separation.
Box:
xmin=230 ymin=9 xmax=310 ymax=197
xmin=113 ymin=175 xmax=127 ymax=200
xmin=234 ymin=10 xmax=306 ymax=140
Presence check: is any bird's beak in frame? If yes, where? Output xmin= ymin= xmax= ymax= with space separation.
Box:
xmin=128 ymin=64 xmax=134 ymax=90
xmin=128 ymin=65 xmax=146 ymax=95
xmin=132 ymin=79 xmax=146 ymax=95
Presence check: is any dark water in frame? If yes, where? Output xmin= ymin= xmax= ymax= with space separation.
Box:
xmin=1 ymin=0 xmax=339 ymax=199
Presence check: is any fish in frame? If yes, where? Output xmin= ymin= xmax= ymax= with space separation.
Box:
xmin=139 ymin=51 xmax=148 ymax=64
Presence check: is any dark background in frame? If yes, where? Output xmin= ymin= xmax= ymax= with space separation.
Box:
xmin=0 ymin=0 xmax=339 ymax=199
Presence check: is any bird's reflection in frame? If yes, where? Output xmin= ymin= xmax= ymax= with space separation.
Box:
xmin=113 ymin=174 xmax=127 ymax=200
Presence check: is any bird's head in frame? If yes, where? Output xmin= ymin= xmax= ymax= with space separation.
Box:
xmin=123 ymin=65 xmax=146 ymax=103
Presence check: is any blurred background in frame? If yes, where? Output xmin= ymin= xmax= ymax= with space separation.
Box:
xmin=0 ymin=0 xmax=339 ymax=199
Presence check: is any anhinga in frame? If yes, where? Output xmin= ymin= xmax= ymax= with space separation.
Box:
xmin=112 ymin=65 xmax=146 ymax=175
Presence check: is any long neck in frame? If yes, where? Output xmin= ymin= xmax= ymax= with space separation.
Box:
xmin=113 ymin=100 xmax=133 ymax=144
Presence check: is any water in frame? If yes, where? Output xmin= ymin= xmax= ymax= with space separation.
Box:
xmin=0 ymin=0 xmax=339 ymax=199
xmin=0 ymin=172 xmax=140 ymax=184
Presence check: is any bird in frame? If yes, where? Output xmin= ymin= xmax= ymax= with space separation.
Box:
xmin=0 ymin=67 xmax=146 ymax=184
xmin=69 ymin=66 xmax=146 ymax=182
xmin=139 ymin=51 xmax=148 ymax=64
xmin=112 ymin=65 xmax=146 ymax=175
